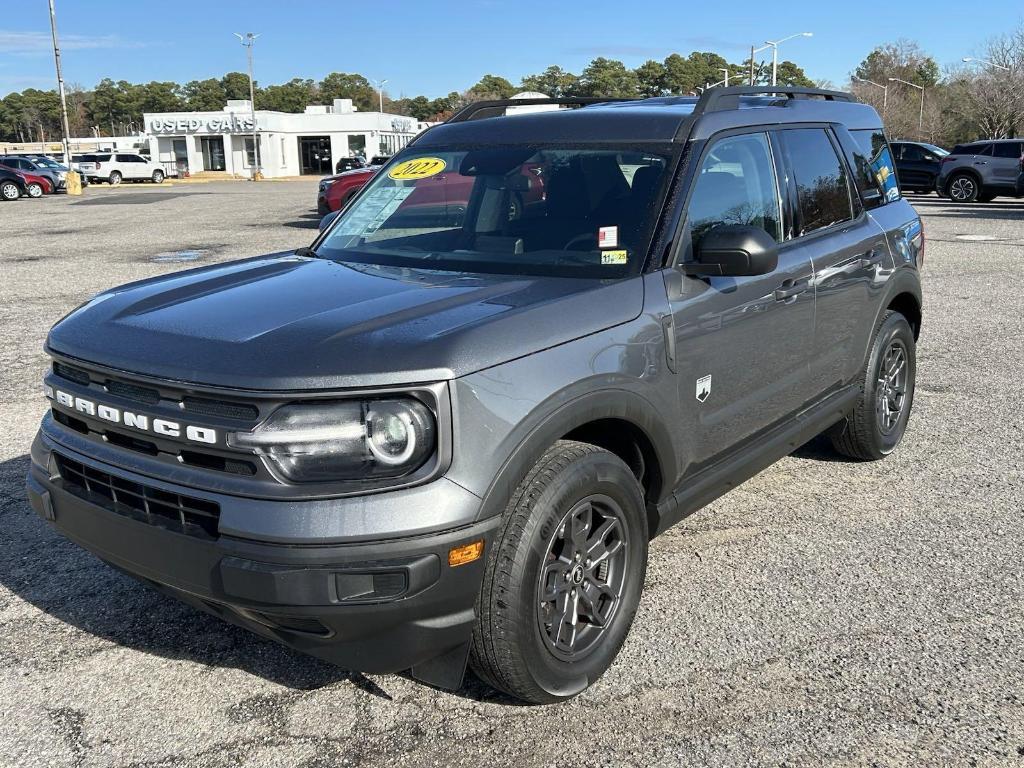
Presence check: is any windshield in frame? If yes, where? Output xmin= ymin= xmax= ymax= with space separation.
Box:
xmin=922 ymin=143 xmax=949 ymax=157
xmin=315 ymin=145 xmax=672 ymax=278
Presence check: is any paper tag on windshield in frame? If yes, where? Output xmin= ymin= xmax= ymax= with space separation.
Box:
xmin=601 ymin=250 xmax=628 ymax=265
xmin=598 ymin=226 xmax=618 ymax=249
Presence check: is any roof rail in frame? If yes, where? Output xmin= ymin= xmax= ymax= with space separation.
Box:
xmin=447 ymin=96 xmax=636 ymax=123
xmin=692 ymin=85 xmax=856 ymax=116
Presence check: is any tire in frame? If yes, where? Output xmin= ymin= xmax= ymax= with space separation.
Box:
xmin=470 ymin=440 xmax=648 ymax=703
xmin=1 ymin=181 xmax=20 ymax=200
xmin=26 ymin=182 xmax=43 ymax=198
xmin=829 ymin=311 xmax=916 ymax=460
xmin=946 ymin=173 xmax=979 ymax=202
xmin=152 ymin=170 xmax=164 ymax=184
xmin=108 ymin=171 xmax=122 ymax=186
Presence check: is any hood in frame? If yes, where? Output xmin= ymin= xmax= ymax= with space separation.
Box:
xmin=47 ymin=253 xmax=644 ymax=390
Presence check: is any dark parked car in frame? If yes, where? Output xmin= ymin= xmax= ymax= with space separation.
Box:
xmin=0 ymin=156 xmax=62 ymax=191
xmin=937 ymin=138 xmax=1024 ymax=202
xmin=0 ymin=167 xmax=28 ymax=200
xmin=29 ymin=87 xmax=923 ymax=704
xmin=334 ymin=156 xmax=367 ymax=173
xmin=890 ymin=140 xmax=948 ymax=193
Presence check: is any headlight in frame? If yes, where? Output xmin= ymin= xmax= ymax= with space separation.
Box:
xmin=227 ymin=398 xmax=435 ymax=483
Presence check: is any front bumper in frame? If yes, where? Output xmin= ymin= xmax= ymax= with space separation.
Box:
xmin=317 ymin=193 xmax=331 ymax=216
xmin=26 ymin=431 xmax=498 ymax=684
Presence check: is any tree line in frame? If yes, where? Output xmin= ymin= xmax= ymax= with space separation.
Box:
xmin=3 ymin=30 xmax=1022 ymax=147
xmin=0 ymin=50 xmax=812 ymax=143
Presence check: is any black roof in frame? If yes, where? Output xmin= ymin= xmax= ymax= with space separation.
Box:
xmin=413 ymin=87 xmax=882 ymax=148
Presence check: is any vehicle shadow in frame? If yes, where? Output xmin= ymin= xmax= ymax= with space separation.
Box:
xmin=281 ymin=213 xmax=321 ymax=230
xmin=788 ymin=434 xmax=859 ymax=463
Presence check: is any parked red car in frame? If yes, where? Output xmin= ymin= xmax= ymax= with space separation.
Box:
xmin=317 ymin=167 xmax=379 ymax=215
xmin=18 ymin=170 xmax=53 ymax=198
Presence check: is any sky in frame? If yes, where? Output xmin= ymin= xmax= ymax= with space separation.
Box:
xmin=1 ymin=0 xmax=1020 ymax=99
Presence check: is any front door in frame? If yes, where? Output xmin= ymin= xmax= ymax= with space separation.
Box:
xmin=200 ymin=137 xmax=225 ymax=171
xmin=299 ymin=136 xmax=332 ymax=175
xmin=667 ymin=130 xmax=816 ymax=471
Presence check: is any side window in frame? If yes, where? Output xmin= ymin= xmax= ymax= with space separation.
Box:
xmin=993 ymin=142 xmax=1023 ymax=159
xmin=975 ymin=144 xmax=994 ymax=157
xmin=850 ymin=128 xmax=899 ymax=204
xmin=782 ymin=129 xmax=854 ymax=235
xmin=901 ymin=144 xmax=924 ymax=161
xmin=686 ymin=132 xmax=781 ymax=251
xmin=890 ymin=144 xmax=903 ymax=161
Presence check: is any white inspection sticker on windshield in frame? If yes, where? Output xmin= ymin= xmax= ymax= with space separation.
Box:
xmin=598 ymin=225 xmax=618 ymax=249
xmin=335 ymin=186 xmax=415 ymax=235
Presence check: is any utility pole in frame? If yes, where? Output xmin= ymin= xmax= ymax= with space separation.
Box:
xmin=749 ymin=42 xmax=773 ymax=86
xmin=47 ymin=0 xmax=73 ymax=169
xmin=234 ymin=32 xmax=261 ymax=179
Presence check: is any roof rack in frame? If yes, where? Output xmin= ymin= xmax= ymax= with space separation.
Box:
xmin=692 ymin=85 xmax=855 ymax=116
xmin=447 ymin=96 xmax=635 ymax=123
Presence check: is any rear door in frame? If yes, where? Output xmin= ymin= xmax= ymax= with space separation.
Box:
xmin=896 ymin=143 xmax=935 ymax=190
xmin=991 ymin=142 xmax=1023 ymax=186
xmin=666 ymin=129 xmax=816 ymax=469
xmin=115 ymin=154 xmax=144 ymax=179
xmin=775 ymin=126 xmax=890 ymax=395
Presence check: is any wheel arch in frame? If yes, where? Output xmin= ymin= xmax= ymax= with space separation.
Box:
xmin=862 ymin=269 xmax=923 ymax=367
xmin=475 ymin=389 xmax=677 ymax=537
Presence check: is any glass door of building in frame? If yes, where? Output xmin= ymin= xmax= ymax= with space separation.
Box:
xmin=200 ymin=136 xmax=226 ymax=171
xmin=299 ymin=136 xmax=332 ymax=175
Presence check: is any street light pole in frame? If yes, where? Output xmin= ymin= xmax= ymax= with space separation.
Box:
xmin=888 ymin=77 xmax=925 ymax=139
xmin=763 ymin=32 xmax=813 ymax=86
xmin=961 ymin=56 xmax=1012 ymax=72
xmin=719 ymin=68 xmax=729 ymax=87
xmin=373 ymin=78 xmax=388 ymax=113
xmin=47 ymin=0 xmax=73 ymax=169
xmin=234 ymin=32 xmax=261 ymax=179
xmin=852 ymin=75 xmax=888 ymax=119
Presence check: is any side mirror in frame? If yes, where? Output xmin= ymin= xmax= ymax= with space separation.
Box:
xmin=684 ymin=225 xmax=778 ymax=277
xmin=319 ymin=210 xmax=340 ymax=232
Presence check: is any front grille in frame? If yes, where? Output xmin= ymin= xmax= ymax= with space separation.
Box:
xmin=182 ymin=396 xmax=259 ymax=422
xmin=53 ymin=361 xmax=91 ymax=385
xmin=54 ymin=453 xmax=220 ymax=539
xmin=105 ymin=378 xmax=160 ymax=405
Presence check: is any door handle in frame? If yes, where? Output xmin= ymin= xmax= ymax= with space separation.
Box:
xmin=858 ymin=249 xmax=884 ymax=269
xmin=974 ymin=161 xmax=988 ymax=165
xmin=774 ymin=278 xmax=808 ymax=301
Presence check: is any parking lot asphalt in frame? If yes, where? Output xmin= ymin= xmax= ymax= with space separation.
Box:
xmin=1 ymin=182 xmax=1022 ymax=767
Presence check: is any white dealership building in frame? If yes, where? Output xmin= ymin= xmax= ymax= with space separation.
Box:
xmin=143 ymin=99 xmax=429 ymax=178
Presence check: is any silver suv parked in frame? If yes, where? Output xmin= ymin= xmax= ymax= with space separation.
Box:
xmin=937 ymin=138 xmax=1024 ymax=202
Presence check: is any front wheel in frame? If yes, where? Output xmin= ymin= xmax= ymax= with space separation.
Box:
xmin=830 ymin=311 xmax=916 ymax=460
xmin=26 ymin=182 xmax=43 ymax=198
xmin=108 ymin=171 xmax=122 ymax=186
xmin=152 ymin=170 xmax=164 ymax=184
xmin=470 ymin=440 xmax=648 ymax=703
xmin=947 ymin=173 xmax=979 ymax=202
xmin=1 ymin=181 xmax=20 ymax=200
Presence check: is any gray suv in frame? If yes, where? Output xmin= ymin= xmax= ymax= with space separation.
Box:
xmin=937 ymin=138 xmax=1024 ymax=202
xmin=27 ymin=88 xmax=924 ymax=704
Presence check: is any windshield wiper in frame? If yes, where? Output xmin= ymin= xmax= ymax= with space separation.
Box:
xmin=294 ymin=246 xmax=318 ymax=258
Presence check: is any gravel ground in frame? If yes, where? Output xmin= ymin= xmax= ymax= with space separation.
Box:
xmin=1 ymin=182 xmax=1022 ymax=768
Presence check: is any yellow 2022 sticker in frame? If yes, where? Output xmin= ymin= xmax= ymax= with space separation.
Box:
xmin=389 ymin=157 xmax=446 ymax=181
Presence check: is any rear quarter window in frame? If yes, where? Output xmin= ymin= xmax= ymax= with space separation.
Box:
xmin=851 ymin=128 xmax=900 ymax=204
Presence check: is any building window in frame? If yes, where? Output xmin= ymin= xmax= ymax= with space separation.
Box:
xmin=244 ymin=137 xmax=256 ymax=168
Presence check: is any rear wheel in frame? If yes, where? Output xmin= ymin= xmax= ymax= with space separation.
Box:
xmin=829 ymin=311 xmax=916 ymax=460
xmin=470 ymin=440 xmax=648 ymax=704
xmin=108 ymin=171 xmax=122 ymax=186
xmin=152 ymin=170 xmax=164 ymax=184
xmin=1 ymin=181 xmax=20 ymax=200
xmin=26 ymin=182 xmax=43 ymax=198
xmin=947 ymin=173 xmax=979 ymax=202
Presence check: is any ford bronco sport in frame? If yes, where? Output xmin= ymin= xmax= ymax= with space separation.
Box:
xmin=28 ymin=87 xmax=923 ymax=704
